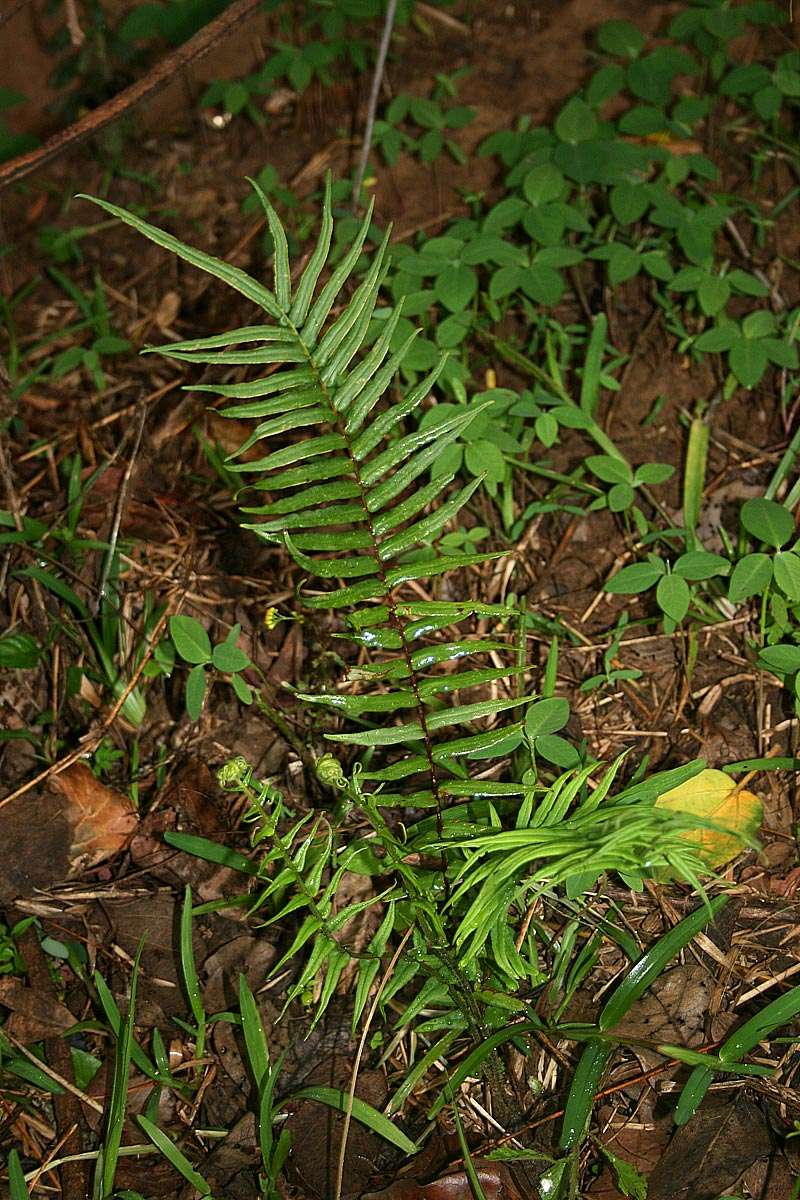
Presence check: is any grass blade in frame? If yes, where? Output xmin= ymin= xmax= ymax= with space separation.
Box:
xmin=101 ymin=940 xmax=143 ymax=1197
xmin=580 ymin=313 xmax=607 ymax=415
xmin=675 ymin=982 xmax=800 ymax=1124
xmin=137 ymin=1114 xmax=212 ymax=1196
xmin=291 ymin=1086 xmax=418 ymax=1154
xmin=239 ymin=974 xmax=268 ymax=1088
xmin=180 ymin=887 xmax=206 ymax=1061
xmin=559 ymin=895 xmax=727 ymax=1150
xmin=8 ymin=1150 xmax=31 ymax=1199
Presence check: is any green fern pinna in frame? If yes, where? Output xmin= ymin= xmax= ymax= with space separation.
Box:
xmin=82 ymin=178 xmax=720 ymax=983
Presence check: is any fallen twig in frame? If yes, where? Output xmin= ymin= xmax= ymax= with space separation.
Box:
xmin=0 ymin=0 xmax=262 ymax=189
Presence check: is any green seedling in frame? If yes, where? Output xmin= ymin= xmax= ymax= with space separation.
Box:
xmin=374 ymin=76 xmax=475 ymax=167
xmin=238 ymin=975 xmax=291 ymax=1198
xmin=606 ymin=549 xmax=732 ymax=628
xmin=168 ymin=615 xmax=253 ymax=719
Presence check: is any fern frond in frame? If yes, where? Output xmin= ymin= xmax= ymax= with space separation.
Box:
xmin=80 ymin=181 xmax=522 ymax=805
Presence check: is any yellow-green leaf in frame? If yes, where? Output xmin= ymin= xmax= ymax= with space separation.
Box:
xmin=655 ymin=768 xmax=761 ymax=869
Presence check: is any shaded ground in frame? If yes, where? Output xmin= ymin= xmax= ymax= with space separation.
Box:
xmin=2 ymin=1 xmax=800 ymax=1198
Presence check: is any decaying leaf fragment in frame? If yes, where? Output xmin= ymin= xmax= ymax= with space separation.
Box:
xmin=49 ymin=762 xmax=137 ymax=870
xmin=655 ymin=768 xmax=761 ymax=870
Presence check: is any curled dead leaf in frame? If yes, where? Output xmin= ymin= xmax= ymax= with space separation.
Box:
xmin=49 ymin=762 xmax=137 ymax=869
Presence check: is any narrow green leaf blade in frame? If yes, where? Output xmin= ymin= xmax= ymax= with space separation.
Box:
xmin=290 ymin=1086 xmax=418 ymax=1155
xmin=79 ymin=194 xmax=283 ymax=319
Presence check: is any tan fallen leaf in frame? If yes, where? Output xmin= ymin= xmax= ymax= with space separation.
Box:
xmin=49 ymin=762 xmax=137 ymax=869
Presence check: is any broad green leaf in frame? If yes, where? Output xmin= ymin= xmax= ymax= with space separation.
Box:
xmin=741 ymin=497 xmax=794 ymax=548
xmin=597 ymin=19 xmax=646 ymax=57
xmin=555 ymin=96 xmax=598 ymax=144
xmin=673 ymin=551 xmax=729 ymax=581
xmin=609 ymin=182 xmax=649 ymax=225
xmin=536 ymin=734 xmax=581 ymax=768
xmin=728 ymin=553 xmax=772 ymax=602
xmin=773 ymin=550 xmax=800 ymax=600
xmin=211 ymin=641 xmax=251 ymax=673
xmin=605 ymin=562 xmax=664 ymax=594
xmin=525 ymin=697 xmax=570 ymax=739
xmin=586 ymin=455 xmax=631 ymax=485
xmin=742 ymin=309 xmax=777 ymax=339
xmin=434 ymin=264 xmax=477 ymax=312
xmin=694 ymin=325 xmax=737 ymax=352
xmin=729 ymin=339 xmax=767 ymax=388
xmin=169 ymin=615 xmax=212 ymax=664
xmin=633 ymin=460 xmax=671 ymax=484
xmin=758 ymin=643 xmax=800 ymax=675
xmin=697 ymin=275 xmax=730 ymax=316
xmin=523 ymin=164 xmax=564 ymax=206
xmin=656 ymin=574 xmax=690 ymax=622
xmin=185 ymin=664 xmax=207 ymax=720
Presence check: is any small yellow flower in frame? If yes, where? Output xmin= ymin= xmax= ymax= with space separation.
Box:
xmin=263 ymin=607 xmax=280 ymax=630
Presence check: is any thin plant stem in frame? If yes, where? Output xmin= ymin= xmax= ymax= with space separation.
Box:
xmin=352 ymin=0 xmax=399 ymax=210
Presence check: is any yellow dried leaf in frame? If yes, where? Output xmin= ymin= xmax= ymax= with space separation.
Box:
xmin=655 ymin=768 xmax=762 ymax=870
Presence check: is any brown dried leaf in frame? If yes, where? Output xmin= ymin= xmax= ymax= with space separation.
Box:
xmin=49 ymin=763 xmax=136 ymax=868
xmin=0 ymin=977 xmax=75 ymax=1041
xmin=614 ymin=963 xmax=712 ymax=1072
xmin=363 ymin=1164 xmax=514 ymax=1200
xmin=155 ymin=290 xmax=181 ymax=332
xmin=648 ymin=1095 xmax=771 ymax=1200
xmin=285 ymin=1055 xmax=388 ymax=1199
